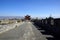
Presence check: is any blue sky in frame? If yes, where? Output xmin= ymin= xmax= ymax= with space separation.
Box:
xmin=0 ymin=0 xmax=60 ymax=18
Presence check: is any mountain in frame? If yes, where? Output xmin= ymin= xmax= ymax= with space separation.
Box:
xmin=0 ymin=16 xmax=24 ymax=19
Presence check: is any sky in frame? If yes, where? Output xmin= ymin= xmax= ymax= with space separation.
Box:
xmin=0 ymin=0 xmax=60 ymax=18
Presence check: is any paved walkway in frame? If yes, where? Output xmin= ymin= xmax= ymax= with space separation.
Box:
xmin=0 ymin=22 xmax=47 ymax=40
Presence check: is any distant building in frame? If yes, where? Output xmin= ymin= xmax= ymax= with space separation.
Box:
xmin=25 ymin=15 xmax=31 ymax=20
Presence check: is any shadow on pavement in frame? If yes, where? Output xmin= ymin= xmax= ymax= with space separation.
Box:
xmin=33 ymin=23 xmax=60 ymax=40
